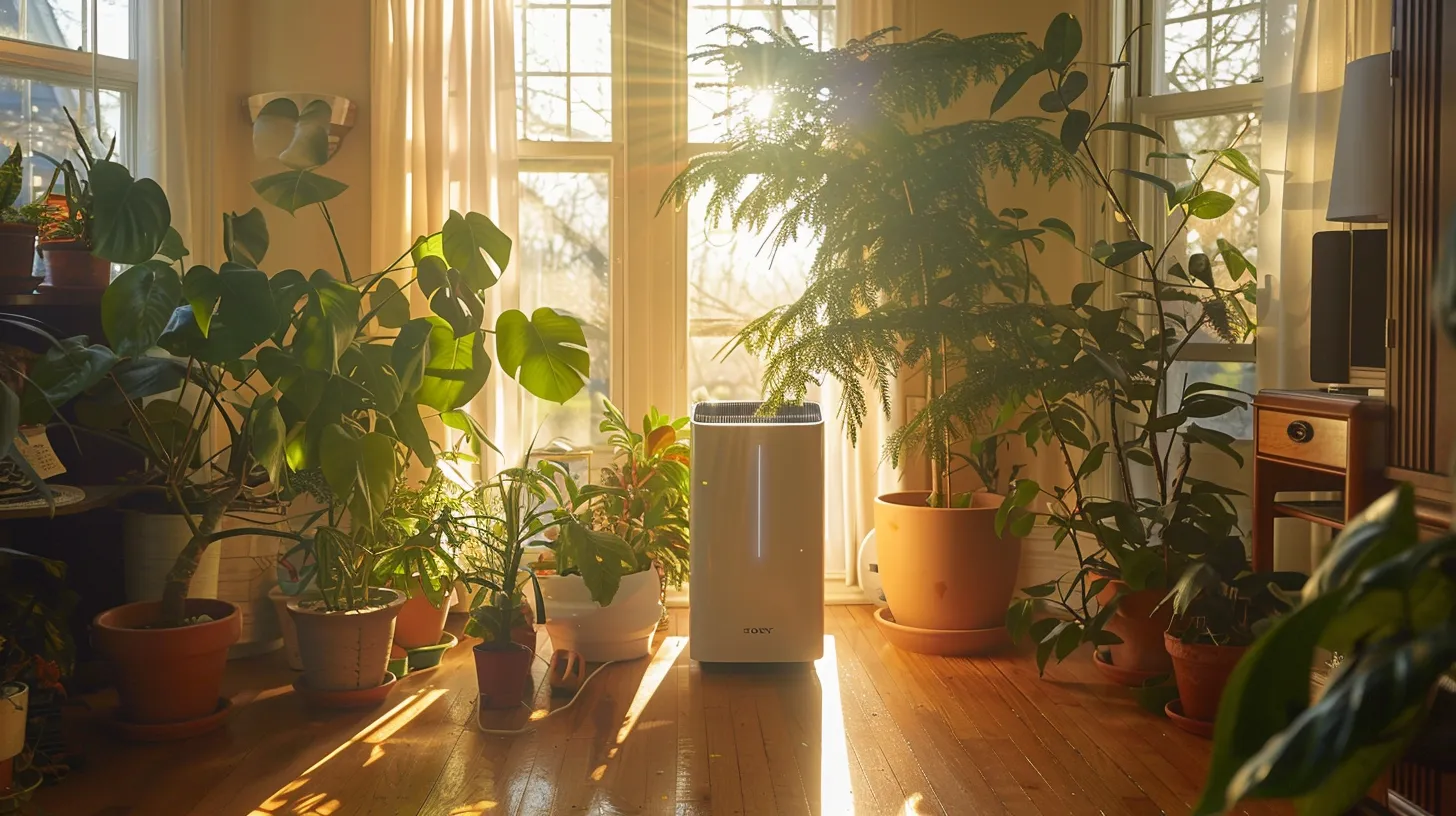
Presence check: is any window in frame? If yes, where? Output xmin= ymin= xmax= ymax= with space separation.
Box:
xmin=1136 ymin=0 xmax=1263 ymax=439
xmin=0 ymin=1 xmax=137 ymax=207
xmin=515 ymin=0 xmax=837 ymax=446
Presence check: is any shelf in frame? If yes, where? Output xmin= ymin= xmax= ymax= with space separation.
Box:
xmin=1272 ymin=500 xmax=1346 ymax=529
xmin=0 ymin=484 xmax=135 ymax=520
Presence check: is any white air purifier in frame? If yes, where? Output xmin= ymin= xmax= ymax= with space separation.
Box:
xmin=689 ymin=401 xmax=824 ymax=663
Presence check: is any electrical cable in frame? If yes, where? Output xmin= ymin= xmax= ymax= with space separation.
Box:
xmin=472 ymin=658 xmax=618 ymax=736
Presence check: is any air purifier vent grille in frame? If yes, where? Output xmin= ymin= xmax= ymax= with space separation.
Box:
xmin=691 ymin=401 xmax=822 ymax=425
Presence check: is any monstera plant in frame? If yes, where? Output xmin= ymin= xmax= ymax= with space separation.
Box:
xmin=83 ymin=98 xmax=592 ymax=726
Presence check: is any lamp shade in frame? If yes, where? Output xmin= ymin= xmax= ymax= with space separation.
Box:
xmin=1327 ymin=53 xmax=1392 ymax=223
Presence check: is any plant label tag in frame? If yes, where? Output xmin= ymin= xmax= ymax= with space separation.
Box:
xmin=16 ymin=426 xmax=66 ymax=479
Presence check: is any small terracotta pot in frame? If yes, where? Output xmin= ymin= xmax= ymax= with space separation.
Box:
xmin=39 ymin=239 xmax=109 ymax=288
xmin=0 ymin=223 xmax=37 ymax=277
xmin=473 ymin=642 xmax=533 ymax=710
xmin=92 ymin=599 xmax=242 ymax=726
xmin=1094 ymin=578 xmax=1174 ymax=677
xmin=288 ymin=589 xmax=405 ymax=692
xmin=1165 ymin=632 xmax=1247 ymax=722
xmin=874 ymin=491 xmax=1021 ymax=634
xmin=392 ymin=578 xmax=455 ymax=650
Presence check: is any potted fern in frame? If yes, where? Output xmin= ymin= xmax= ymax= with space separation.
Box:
xmin=661 ymin=26 xmax=1078 ymax=653
xmin=533 ymin=399 xmax=690 ymax=661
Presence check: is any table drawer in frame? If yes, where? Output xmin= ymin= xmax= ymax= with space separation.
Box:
xmin=1257 ymin=409 xmax=1349 ymax=470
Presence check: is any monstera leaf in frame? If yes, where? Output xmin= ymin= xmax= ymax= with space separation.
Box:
xmin=495 ymin=307 xmax=589 ymax=403
xmin=18 ymin=338 xmax=118 ymax=425
xmin=252 ymin=97 xmax=333 ymax=170
xmin=441 ymin=210 xmax=511 ymax=291
xmin=88 ymin=160 xmax=172 ymax=264
xmin=223 ymin=208 xmax=269 ymax=267
xmin=399 ymin=316 xmax=491 ymax=412
xmin=252 ymin=170 xmax=348 ymax=215
xmin=102 ymin=260 xmax=181 ymax=357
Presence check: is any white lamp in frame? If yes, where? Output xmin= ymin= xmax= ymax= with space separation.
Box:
xmin=1326 ymin=53 xmax=1392 ymax=223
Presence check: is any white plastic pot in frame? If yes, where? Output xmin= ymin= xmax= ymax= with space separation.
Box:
xmin=533 ymin=569 xmax=663 ymax=662
xmin=0 ymin=682 xmax=27 ymax=762
xmin=123 ymin=512 xmax=221 ymax=603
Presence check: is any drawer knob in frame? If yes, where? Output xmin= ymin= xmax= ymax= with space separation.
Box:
xmin=1287 ymin=420 xmax=1316 ymax=443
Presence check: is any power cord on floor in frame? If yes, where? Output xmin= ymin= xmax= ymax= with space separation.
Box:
xmin=473 ymin=657 xmax=617 ymax=736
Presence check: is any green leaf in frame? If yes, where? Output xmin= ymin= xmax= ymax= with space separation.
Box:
xmin=252 ymin=169 xmax=348 ymax=215
xmin=1039 ymin=217 xmax=1075 ymax=243
xmin=203 ymin=265 xmax=280 ymax=362
xmin=413 ymin=317 xmax=491 ymax=412
xmin=442 ymin=210 xmax=511 ymax=291
xmin=416 ymin=254 xmax=448 ymax=297
xmin=20 ymin=339 xmax=118 ymax=425
xmin=391 ymin=319 xmax=431 ymax=394
xmin=156 ymin=227 xmax=188 ymax=262
xmin=223 ymin=208 xmax=269 ymax=267
xmin=1185 ymin=190 xmax=1236 ymax=220
xmin=295 ymin=269 xmax=361 ymax=372
xmin=0 ymin=143 xmax=22 ymax=207
xmin=558 ymin=522 xmax=636 ymax=605
xmin=1083 ymin=345 xmax=1132 ymax=392
xmin=251 ymin=394 xmax=286 ymax=487
xmin=88 ymin=160 xmax=172 ymax=264
xmin=991 ymin=51 xmax=1048 ymax=115
xmin=1115 ymin=169 xmax=1177 ymax=206
xmin=350 ymin=345 xmax=403 ymax=415
xmin=1304 ymin=486 xmax=1416 ymax=602
xmin=1215 ymin=147 xmax=1261 ymax=186
xmin=1060 ymin=109 xmax=1092 ymax=153
xmin=1187 ymin=253 xmax=1215 ymax=287
xmin=1070 ymin=280 xmax=1101 ymax=308
xmin=1039 ymin=70 xmax=1088 ymax=111
xmin=995 ymin=478 xmax=1039 ymax=536
xmin=1042 ymin=12 xmax=1082 ymax=71
xmin=1216 ymin=238 xmax=1256 ymax=280
xmin=1092 ymin=121 xmax=1166 ymax=143
xmin=390 ymin=396 xmax=435 ymax=469
xmin=1102 ymin=239 xmax=1152 ymax=268
xmin=252 ymin=97 xmax=333 ymax=170
xmin=495 ymin=307 xmax=590 ymax=404
xmin=441 ymin=408 xmax=499 ymax=458
xmin=182 ymin=265 xmax=220 ymax=336
xmin=102 ymin=260 xmax=182 ymax=358
xmin=369 ymin=277 xmax=412 ymax=329
xmin=1147 ymin=151 xmax=1194 ymax=163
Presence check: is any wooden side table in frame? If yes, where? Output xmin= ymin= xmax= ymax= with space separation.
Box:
xmin=1252 ymin=390 xmax=1389 ymax=572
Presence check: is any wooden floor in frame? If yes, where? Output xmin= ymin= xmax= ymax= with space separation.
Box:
xmin=34 ymin=606 xmax=1287 ymax=816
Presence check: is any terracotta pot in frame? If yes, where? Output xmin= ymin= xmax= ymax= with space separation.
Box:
xmin=535 ymin=569 xmax=662 ymax=662
xmin=874 ymin=491 xmax=1021 ymax=632
xmin=268 ymin=586 xmax=321 ymax=671
xmin=1165 ymin=632 xmax=1247 ymax=722
xmin=473 ymin=642 xmax=533 ymax=710
xmin=92 ymin=599 xmax=242 ymax=725
xmin=287 ymin=589 xmax=405 ymax=692
xmin=392 ymin=578 xmax=456 ymax=650
xmin=39 ymin=239 xmax=109 ymax=288
xmin=1095 ymin=578 xmax=1174 ymax=676
xmin=0 ymin=223 xmax=37 ymax=277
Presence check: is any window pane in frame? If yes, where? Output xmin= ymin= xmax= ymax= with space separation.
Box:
xmin=517 ymin=0 xmax=612 ymax=142
xmin=1158 ymin=111 xmax=1260 ymax=343
xmin=1156 ymin=0 xmax=1263 ymax=93
xmin=687 ymin=0 xmax=837 ymax=143
xmin=686 ymin=187 xmax=817 ymax=403
xmin=518 ymin=170 xmax=611 ymax=446
xmin=1 ymin=0 xmax=131 ymax=58
xmin=1163 ymin=360 xmax=1256 ymax=439
xmin=0 ymin=78 xmax=125 ymax=203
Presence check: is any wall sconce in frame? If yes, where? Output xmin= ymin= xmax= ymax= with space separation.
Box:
xmin=246 ymin=92 xmax=357 ymax=158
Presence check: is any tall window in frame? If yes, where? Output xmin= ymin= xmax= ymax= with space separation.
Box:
xmin=515 ymin=0 xmax=837 ymax=446
xmin=1136 ymin=0 xmax=1263 ymax=439
xmin=0 ymin=1 xmax=136 ymax=204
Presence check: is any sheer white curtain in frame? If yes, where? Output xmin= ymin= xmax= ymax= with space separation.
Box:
xmin=820 ymin=0 xmax=906 ymax=589
xmin=136 ymin=0 xmax=190 ymax=243
xmin=1258 ymin=0 xmax=1389 ymax=570
xmin=370 ymin=0 xmax=519 ymax=470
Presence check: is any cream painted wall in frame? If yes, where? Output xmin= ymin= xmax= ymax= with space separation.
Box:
xmin=187 ymin=0 xmax=372 ymax=275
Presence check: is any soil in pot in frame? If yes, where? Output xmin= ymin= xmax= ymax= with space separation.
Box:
xmin=287 ymin=589 xmax=405 ymax=692
xmin=392 ymin=578 xmax=455 ymax=650
xmin=39 ymin=240 xmax=109 ymax=289
xmin=0 ymin=223 xmax=37 ymax=278
xmin=1094 ymin=578 xmax=1174 ymax=677
xmin=92 ymin=599 xmax=242 ymax=727
xmin=874 ymin=491 xmax=1021 ymax=633
xmin=1164 ymin=632 xmax=1247 ymax=723
xmin=473 ymin=643 xmax=533 ymax=710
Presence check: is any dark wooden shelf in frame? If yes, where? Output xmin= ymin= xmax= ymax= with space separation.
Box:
xmin=1272 ymin=499 xmax=1347 ymax=529
xmin=0 ymin=484 xmax=135 ymax=520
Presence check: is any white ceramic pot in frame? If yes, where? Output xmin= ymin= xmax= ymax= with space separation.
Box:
xmin=0 ymin=682 xmax=28 ymax=761
xmin=218 ymin=511 xmax=289 ymax=659
xmin=534 ymin=569 xmax=663 ymax=662
xmin=123 ymin=511 xmax=221 ymax=603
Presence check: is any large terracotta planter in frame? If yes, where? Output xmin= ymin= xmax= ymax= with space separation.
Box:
xmin=473 ymin=643 xmax=533 ymax=710
xmin=1165 ymin=632 xmax=1247 ymax=723
xmin=874 ymin=491 xmax=1021 ymax=636
xmin=287 ymin=589 xmax=405 ymax=692
xmin=534 ymin=569 xmax=662 ymax=662
xmin=0 ymin=223 xmax=37 ymax=278
xmin=92 ymin=599 xmax=242 ymax=726
xmin=1094 ymin=578 xmax=1174 ymax=678
xmin=39 ymin=239 xmax=109 ymax=288
xmin=392 ymin=579 xmax=456 ymax=650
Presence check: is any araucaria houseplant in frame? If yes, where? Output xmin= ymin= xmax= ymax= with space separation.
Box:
xmin=82 ymin=97 xmax=592 ymax=729
xmin=534 ymin=399 xmax=691 ymax=661
xmin=661 ymin=26 xmax=1080 ymax=652
xmin=984 ymin=13 xmax=1260 ymax=678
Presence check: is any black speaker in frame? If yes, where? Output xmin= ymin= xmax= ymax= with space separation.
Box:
xmin=1309 ymin=229 xmax=1388 ymax=383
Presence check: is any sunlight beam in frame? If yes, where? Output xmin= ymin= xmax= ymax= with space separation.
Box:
xmin=615 ymin=635 xmax=688 ymax=746
xmin=816 ymin=635 xmax=854 ymax=815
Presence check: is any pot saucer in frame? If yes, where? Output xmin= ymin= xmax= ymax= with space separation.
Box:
xmin=1092 ymin=649 xmax=1167 ymax=687
xmin=406 ymin=631 xmax=459 ymax=671
xmin=293 ymin=671 xmax=397 ymax=710
xmin=873 ymin=607 xmax=1010 ymax=656
xmin=106 ymin=697 xmax=232 ymax=742
xmin=1164 ymin=699 xmax=1215 ymax=738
